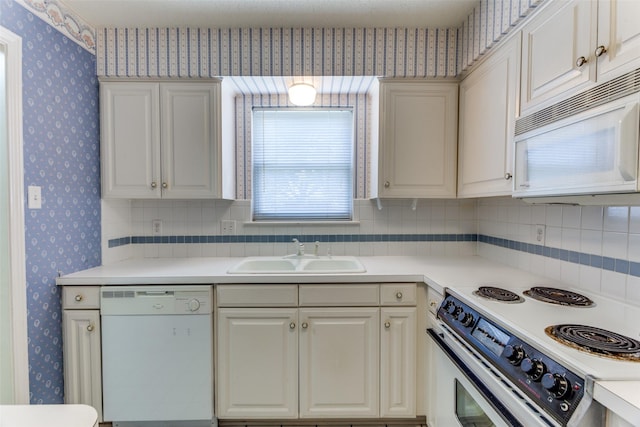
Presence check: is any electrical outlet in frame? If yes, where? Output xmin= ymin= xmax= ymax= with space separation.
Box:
xmin=152 ymin=219 xmax=163 ymax=235
xmin=221 ymin=220 xmax=236 ymax=235
xmin=535 ymin=224 xmax=546 ymax=246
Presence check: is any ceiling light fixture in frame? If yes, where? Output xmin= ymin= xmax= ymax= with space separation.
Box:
xmin=288 ymin=83 xmax=316 ymax=106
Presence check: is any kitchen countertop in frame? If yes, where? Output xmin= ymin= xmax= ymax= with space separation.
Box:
xmin=594 ymin=381 xmax=640 ymax=426
xmin=56 ymin=255 xmax=551 ymax=291
xmin=56 ymin=255 xmax=640 ymax=423
xmin=0 ymin=404 xmax=97 ymax=427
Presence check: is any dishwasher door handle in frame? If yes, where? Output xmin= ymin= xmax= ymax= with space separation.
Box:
xmin=139 ymin=290 xmax=174 ymax=296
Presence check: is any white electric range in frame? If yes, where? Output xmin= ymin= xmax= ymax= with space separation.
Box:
xmin=428 ymin=282 xmax=640 ymax=427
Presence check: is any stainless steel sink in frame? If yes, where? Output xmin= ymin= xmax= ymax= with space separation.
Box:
xmin=227 ymin=256 xmax=366 ymax=274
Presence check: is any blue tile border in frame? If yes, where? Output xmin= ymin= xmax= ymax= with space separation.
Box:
xmin=477 ymin=234 xmax=640 ymax=278
xmin=107 ymin=232 xmax=640 ymax=279
xmin=107 ymin=236 xmax=131 ymax=248
xmin=109 ymin=233 xmax=478 ymax=248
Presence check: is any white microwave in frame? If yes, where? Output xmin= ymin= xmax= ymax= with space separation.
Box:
xmin=514 ymin=93 xmax=640 ymax=199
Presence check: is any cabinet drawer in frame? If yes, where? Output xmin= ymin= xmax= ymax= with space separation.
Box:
xmin=299 ymin=284 xmax=379 ymax=306
xmin=62 ymin=286 xmax=100 ymax=309
xmin=217 ymin=284 xmax=298 ymax=307
xmin=380 ymin=283 xmax=417 ymax=306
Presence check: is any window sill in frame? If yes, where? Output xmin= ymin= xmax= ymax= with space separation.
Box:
xmin=243 ymin=220 xmax=361 ymax=226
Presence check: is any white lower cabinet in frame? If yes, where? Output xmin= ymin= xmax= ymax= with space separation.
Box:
xmin=215 ymin=283 xmax=418 ymax=420
xmin=217 ymin=308 xmax=298 ymax=418
xmin=62 ymin=309 xmax=102 ymax=422
xmin=380 ymin=307 xmax=416 ymax=417
xmin=299 ymin=308 xmax=380 ymax=418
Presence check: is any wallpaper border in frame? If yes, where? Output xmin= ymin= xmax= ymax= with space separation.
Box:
xmin=15 ymin=0 xmax=96 ymax=53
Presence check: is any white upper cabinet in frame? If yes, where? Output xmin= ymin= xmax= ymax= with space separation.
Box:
xmin=521 ymin=0 xmax=640 ymax=114
xmin=101 ymin=82 xmax=161 ymax=198
xmin=521 ymin=0 xmax=595 ymax=113
xmin=458 ymin=35 xmax=521 ymax=198
xmin=375 ymin=80 xmax=458 ymax=198
xmin=160 ymin=83 xmax=220 ymax=198
xmin=101 ymin=79 xmax=235 ymax=199
xmin=596 ymin=0 xmax=640 ymax=81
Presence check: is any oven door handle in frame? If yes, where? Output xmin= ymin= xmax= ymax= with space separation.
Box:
xmin=427 ymin=328 xmax=525 ymax=427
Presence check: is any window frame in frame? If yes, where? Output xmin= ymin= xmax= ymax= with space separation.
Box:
xmin=250 ymin=106 xmax=356 ymax=222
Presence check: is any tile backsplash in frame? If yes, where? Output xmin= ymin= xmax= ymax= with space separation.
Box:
xmin=102 ymin=198 xmax=478 ymax=264
xmin=103 ymin=196 xmax=640 ymax=306
xmin=478 ymin=197 xmax=640 ymax=306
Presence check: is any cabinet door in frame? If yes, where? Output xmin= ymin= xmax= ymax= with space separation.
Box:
xmin=63 ymin=310 xmax=102 ymax=421
xmin=596 ymin=0 xmax=640 ymax=81
xmin=299 ymin=308 xmax=379 ymax=418
xmin=521 ymin=0 xmax=596 ymax=113
xmin=217 ymin=308 xmax=298 ymax=418
xmin=380 ymin=307 xmax=416 ymax=417
xmin=101 ymin=82 xmax=161 ymax=198
xmin=378 ymin=82 xmax=458 ymax=198
xmin=458 ymin=35 xmax=520 ymax=198
xmin=161 ymin=83 xmax=220 ymax=199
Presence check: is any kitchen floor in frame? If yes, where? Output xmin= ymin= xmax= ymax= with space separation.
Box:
xmin=219 ymin=420 xmax=427 ymax=427
xmin=97 ymin=419 xmax=428 ymax=427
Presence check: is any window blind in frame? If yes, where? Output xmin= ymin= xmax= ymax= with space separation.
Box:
xmin=252 ymin=108 xmax=354 ymax=221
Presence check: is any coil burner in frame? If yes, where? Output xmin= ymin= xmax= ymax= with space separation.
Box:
xmin=546 ymin=324 xmax=640 ymax=362
xmin=523 ymin=286 xmax=594 ymax=307
xmin=473 ymin=286 xmax=524 ymax=303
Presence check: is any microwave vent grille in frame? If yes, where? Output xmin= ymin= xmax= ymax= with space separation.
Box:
xmin=516 ymin=67 xmax=640 ymax=135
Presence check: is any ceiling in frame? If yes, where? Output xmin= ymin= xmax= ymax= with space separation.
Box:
xmin=59 ymin=0 xmax=477 ymax=29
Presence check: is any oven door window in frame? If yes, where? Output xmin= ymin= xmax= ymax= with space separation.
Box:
xmin=456 ymin=379 xmax=496 ymax=427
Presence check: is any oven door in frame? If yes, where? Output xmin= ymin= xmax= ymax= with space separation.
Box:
xmin=428 ymin=326 xmax=559 ymax=427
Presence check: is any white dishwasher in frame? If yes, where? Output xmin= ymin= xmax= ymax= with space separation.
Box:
xmin=101 ymin=285 xmax=214 ymax=427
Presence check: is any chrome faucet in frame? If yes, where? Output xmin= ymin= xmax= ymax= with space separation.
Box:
xmin=292 ymin=238 xmax=305 ymax=256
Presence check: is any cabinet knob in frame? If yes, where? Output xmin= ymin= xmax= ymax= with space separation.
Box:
xmin=504 ymin=172 xmax=513 ymax=180
xmin=86 ymin=324 xmax=94 ymax=332
xmin=74 ymin=294 xmax=83 ymax=302
xmin=301 ymin=322 xmax=308 ymax=329
xmin=289 ymin=322 xmax=296 ymax=330
xmin=594 ymin=45 xmax=607 ymax=57
xmin=575 ymin=56 xmax=588 ymax=67
xmin=151 ymin=181 xmax=157 ymax=189
xmin=430 ymin=300 xmax=437 ymax=307
xmin=384 ymin=321 xmax=391 ymax=329
xmin=162 ymin=182 xmax=168 ymax=189
xmin=395 ymin=291 xmax=403 ymax=299
xmin=384 ymin=181 xmax=390 ymax=188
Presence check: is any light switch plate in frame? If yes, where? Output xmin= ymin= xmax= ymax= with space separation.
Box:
xmin=28 ymin=185 xmax=42 ymax=209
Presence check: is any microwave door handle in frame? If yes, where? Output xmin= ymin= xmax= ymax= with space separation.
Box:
xmin=617 ymin=102 xmax=639 ymax=182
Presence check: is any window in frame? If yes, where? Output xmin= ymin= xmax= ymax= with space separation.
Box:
xmin=252 ymin=108 xmax=354 ymax=221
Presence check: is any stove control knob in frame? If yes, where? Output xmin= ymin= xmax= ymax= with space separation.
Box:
xmin=521 ymin=358 xmax=546 ymax=381
xmin=542 ymin=373 xmax=571 ymax=399
xmin=456 ymin=311 xmax=474 ymax=327
xmin=446 ymin=302 xmax=458 ymax=315
xmin=503 ymin=345 xmax=525 ymax=365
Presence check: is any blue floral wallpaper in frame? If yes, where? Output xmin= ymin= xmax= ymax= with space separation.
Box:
xmin=1 ymin=0 xmax=101 ymax=404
